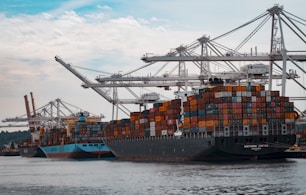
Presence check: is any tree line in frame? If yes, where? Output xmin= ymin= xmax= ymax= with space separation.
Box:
xmin=0 ymin=130 xmax=30 ymax=148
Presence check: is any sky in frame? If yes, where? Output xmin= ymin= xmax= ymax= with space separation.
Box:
xmin=0 ymin=0 xmax=305 ymax=132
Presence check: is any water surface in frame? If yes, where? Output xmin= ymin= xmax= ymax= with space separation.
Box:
xmin=0 ymin=157 xmax=305 ymax=194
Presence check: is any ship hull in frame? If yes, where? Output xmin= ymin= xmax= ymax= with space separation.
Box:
xmin=19 ymin=147 xmax=46 ymax=157
xmin=0 ymin=151 xmax=20 ymax=156
xmin=40 ymin=143 xmax=113 ymax=159
xmin=106 ymin=134 xmax=296 ymax=162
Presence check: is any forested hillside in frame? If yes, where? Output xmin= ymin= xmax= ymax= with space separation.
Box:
xmin=0 ymin=130 xmax=30 ymax=147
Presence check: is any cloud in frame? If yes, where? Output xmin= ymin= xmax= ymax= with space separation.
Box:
xmin=0 ymin=1 xmax=305 ymax=131
xmin=48 ymin=0 xmax=100 ymax=15
xmin=0 ymin=9 xmax=192 ymax=129
xmin=97 ymin=5 xmax=112 ymax=11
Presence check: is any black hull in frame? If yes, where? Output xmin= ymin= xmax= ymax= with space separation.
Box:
xmin=106 ymin=134 xmax=296 ymax=162
xmin=19 ymin=147 xmax=46 ymax=158
xmin=0 ymin=151 xmax=20 ymax=156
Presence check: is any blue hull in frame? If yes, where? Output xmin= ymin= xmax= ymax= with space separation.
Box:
xmin=40 ymin=143 xmax=113 ymax=158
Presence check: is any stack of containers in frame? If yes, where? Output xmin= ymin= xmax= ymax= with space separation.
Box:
xmin=105 ymin=84 xmax=296 ymax=141
xmin=105 ymin=99 xmax=181 ymax=140
xmin=130 ymin=112 xmax=141 ymax=137
xmin=181 ymin=85 xmax=295 ymax=136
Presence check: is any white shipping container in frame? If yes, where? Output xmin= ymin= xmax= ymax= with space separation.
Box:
xmin=266 ymin=96 xmax=271 ymax=102
xmin=237 ymin=96 xmax=242 ymax=102
xmin=140 ymin=118 xmax=148 ymax=124
xmin=215 ymin=92 xmax=223 ymax=98
xmin=150 ymin=122 xmax=155 ymax=127
xmin=236 ymin=91 xmax=242 ymax=97
xmin=285 ymin=119 xmax=295 ymax=123
xmin=215 ymin=91 xmax=232 ymax=98
xmin=266 ymin=91 xmax=271 ymax=96
xmin=161 ymin=130 xmax=168 ymax=136
xmin=150 ymin=130 xmax=156 ymax=136
xmin=260 ymin=91 xmax=266 ymax=97
xmin=251 ymin=96 xmax=257 ymax=102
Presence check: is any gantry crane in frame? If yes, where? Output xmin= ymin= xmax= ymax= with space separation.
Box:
xmin=55 ymin=5 xmax=306 ymax=119
xmin=1 ymin=92 xmax=102 ymax=129
xmin=55 ymin=56 xmax=161 ymax=119
xmin=141 ymin=5 xmax=306 ymax=96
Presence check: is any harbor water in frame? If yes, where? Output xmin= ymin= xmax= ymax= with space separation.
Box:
xmin=0 ymin=157 xmax=306 ymax=195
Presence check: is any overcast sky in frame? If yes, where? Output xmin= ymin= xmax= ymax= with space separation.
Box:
xmin=0 ymin=0 xmax=305 ymax=132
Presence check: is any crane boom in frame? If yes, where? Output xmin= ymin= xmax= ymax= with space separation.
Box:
xmin=141 ymin=54 xmax=306 ymax=63
xmin=55 ymin=56 xmax=114 ymax=104
xmin=30 ymin=92 xmax=36 ymax=117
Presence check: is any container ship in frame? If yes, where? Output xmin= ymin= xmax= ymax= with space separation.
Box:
xmin=39 ymin=113 xmax=113 ymax=159
xmin=104 ymin=84 xmax=297 ymax=161
xmin=9 ymin=93 xmax=112 ymax=159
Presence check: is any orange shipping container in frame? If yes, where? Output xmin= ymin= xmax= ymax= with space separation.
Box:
xmin=184 ymin=117 xmax=191 ymax=123
xmin=190 ymin=99 xmax=197 ymax=106
xmin=290 ymin=113 xmax=295 ymax=119
xmin=227 ymin=86 xmax=233 ymax=91
xmin=155 ymin=115 xmax=164 ymax=122
xmin=187 ymin=96 xmax=196 ymax=101
xmin=190 ymin=104 xmax=198 ymax=111
xmin=135 ymin=124 xmax=140 ymax=130
xmin=159 ymin=106 xmax=166 ymax=112
xmin=163 ymin=101 xmax=170 ymax=107
xmin=184 ymin=123 xmax=191 ymax=128
xmin=198 ymin=121 xmax=206 ymax=127
xmin=206 ymin=120 xmax=215 ymax=127
xmin=243 ymin=119 xmax=249 ymax=125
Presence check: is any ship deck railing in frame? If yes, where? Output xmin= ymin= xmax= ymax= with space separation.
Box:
xmin=108 ymin=128 xmax=296 ymax=143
